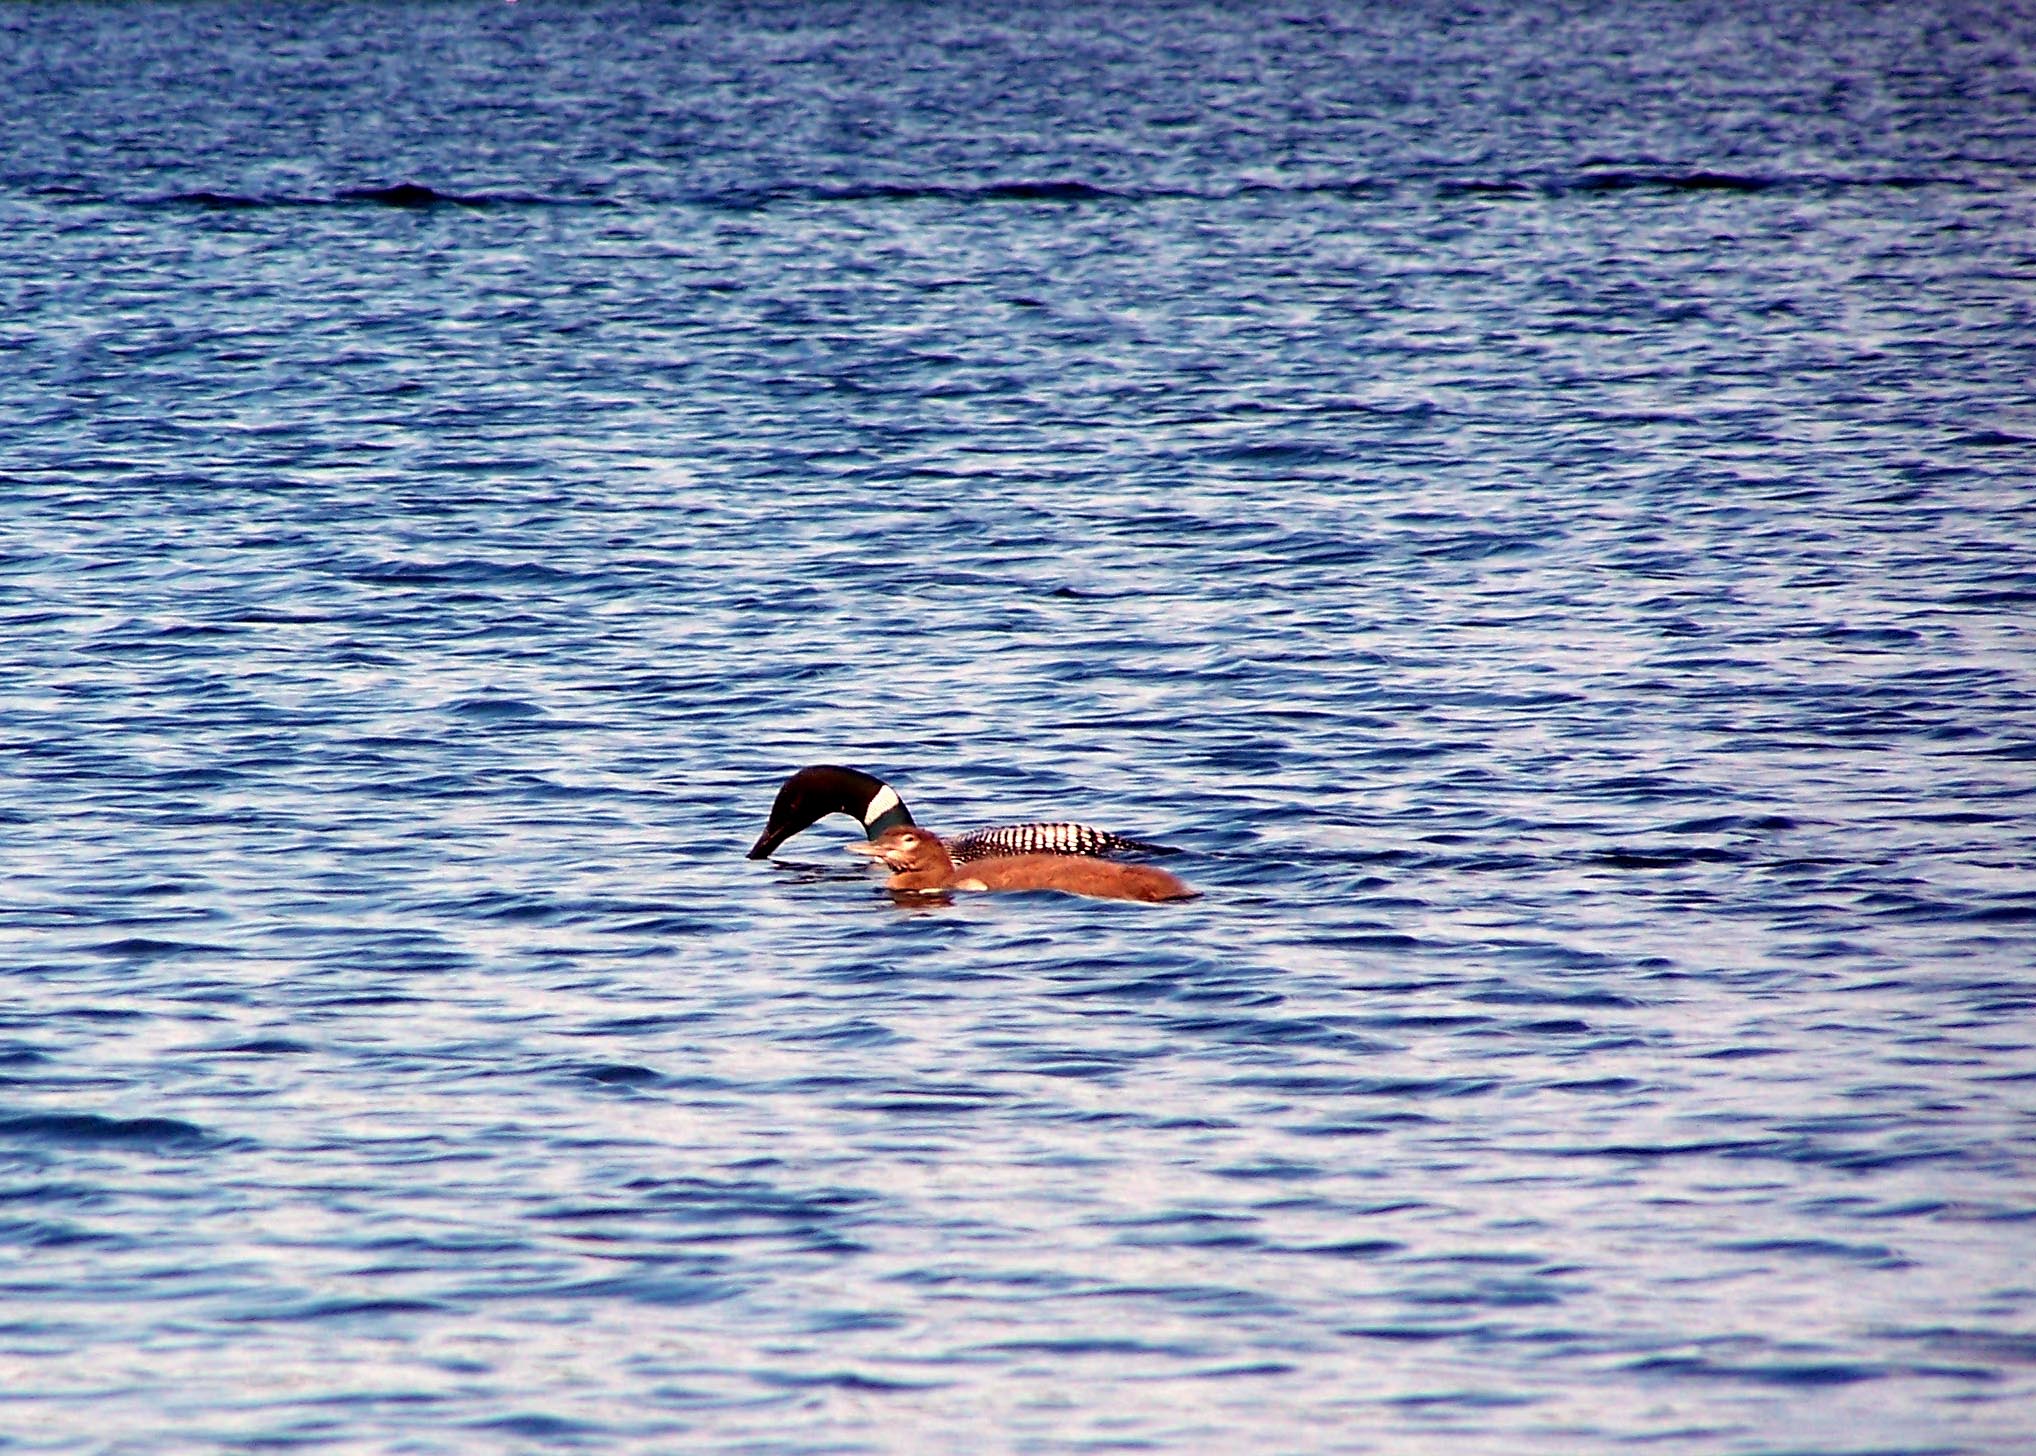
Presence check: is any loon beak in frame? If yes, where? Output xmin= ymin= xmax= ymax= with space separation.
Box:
xmin=747 ymin=823 xmax=792 ymax=859
xmin=845 ymin=841 xmax=884 ymax=859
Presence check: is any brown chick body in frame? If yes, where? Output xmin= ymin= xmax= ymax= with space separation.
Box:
xmin=850 ymin=826 xmax=1196 ymax=904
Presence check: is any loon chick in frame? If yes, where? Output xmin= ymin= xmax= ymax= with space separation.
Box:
xmin=746 ymin=764 xmax=1164 ymax=863
xmin=849 ymin=826 xmax=1197 ymax=904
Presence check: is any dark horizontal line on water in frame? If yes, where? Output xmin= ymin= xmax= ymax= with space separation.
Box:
xmin=701 ymin=169 xmax=1969 ymax=209
xmin=112 ymin=184 xmax=617 ymax=211
xmin=44 ymin=167 xmax=1975 ymax=215
xmin=1439 ymin=169 xmax=1948 ymax=197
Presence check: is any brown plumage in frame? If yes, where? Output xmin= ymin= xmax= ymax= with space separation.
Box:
xmin=848 ymin=826 xmax=1197 ymax=904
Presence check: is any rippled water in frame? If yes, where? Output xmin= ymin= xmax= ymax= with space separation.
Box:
xmin=5 ymin=2 xmax=2036 ymax=1451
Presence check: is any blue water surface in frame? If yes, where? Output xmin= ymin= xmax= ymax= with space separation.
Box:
xmin=3 ymin=2 xmax=2035 ymax=1451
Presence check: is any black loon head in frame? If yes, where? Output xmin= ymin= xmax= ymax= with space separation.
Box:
xmin=747 ymin=765 xmax=916 ymax=859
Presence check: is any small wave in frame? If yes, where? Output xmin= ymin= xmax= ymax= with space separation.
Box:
xmin=4 ymin=1219 xmax=132 ymax=1250
xmin=707 ymin=178 xmax=1135 ymax=210
xmin=1625 ymin=1355 xmax=1883 ymax=1387
xmin=1717 ymin=1237 xmax=1909 ymax=1268
xmin=931 ymin=178 xmax=1120 ymax=203
xmin=1228 ymin=1073 xmax=1500 ymax=1099
xmin=840 ymin=1091 xmax=1008 ymax=1115
xmin=775 ymin=1019 xmax=906 ymax=1049
xmin=160 ymin=189 xmax=268 ymax=209
xmin=1545 ymin=1138 xmax=1769 ymax=1160
xmin=131 ymin=184 xmax=610 ymax=210
xmin=207 ymin=1037 xmax=312 ymax=1055
xmin=1893 ymin=1327 xmax=2036 ymax=1368
xmin=1163 ymin=1015 xmax=1391 ymax=1052
xmin=1437 ymin=179 xmax=1540 ymax=196
xmin=1549 ymin=1077 xmax=1643 ymax=1095
xmin=338 ymin=183 xmax=501 ymax=208
xmin=446 ymin=697 xmax=547 ymax=722
xmin=1945 ymin=587 xmax=2036 ymax=610
xmin=541 ymin=1273 xmax=739 ymax=1308
xmin=1964 ymin=902 xmax=2036 ymax=925
xmin=1958 ymin=428 xmax=2032 ymax=448
xmin=1467 ymin=985 xmax=1636 ymax=1010
xmin=345 ymin=557 xmax=587 ymax=586
xmin=1441 ymin=167 xmax=1955 ymax=199
xmin=573 ymin=1062 xmax=666 ymax=1087
xmin=977 ymin=1337 xmax=1205 ymax=1359
xmin=1582 ymin=845 xmax=1749 ymax=868
xmin=1282 ymin=1238 xmax=1404 ymax=1259
xmin=754 ymin=1370 xmax=943 ymax=1392
xmin=696 ymin=177 xmax=1390 ymax=212
xmin=1343 ymin=1323 xmax=1475 ymax=1343
xmin=65 ymin=168 xmax=1968 ymax=219
xmin=225 ymin=1297 xmax=451 ymax=1324
xmin=0 ymin=1112 xmax=215 ymax=1150
xmin=347 ymin=182 xmax=590 ymax=208
xmin=471 ymin=1414 xmax=604 ymax=1439
xmin=1574 ymin=169 xmax=1776 ymax=193
xmin=83 ymin=936 xmax=227 ymax=960
xmin=1809 ymin=623 xmax=1924 ymax=646
xmin=1205 ymin=440 xmax=1362 ymax=468
xmin=1659 ymin=813 xmax=1799 ymax=834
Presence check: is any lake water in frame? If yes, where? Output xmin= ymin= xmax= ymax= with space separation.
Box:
xmin=4 ymin=2 xmax=2035 ymax=1451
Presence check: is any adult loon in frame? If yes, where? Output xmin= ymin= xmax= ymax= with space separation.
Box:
xmin=850 ymin=826 xmax=1197 ymax=903
xmin=746 ymin=764 xmax=1165 ymax=863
